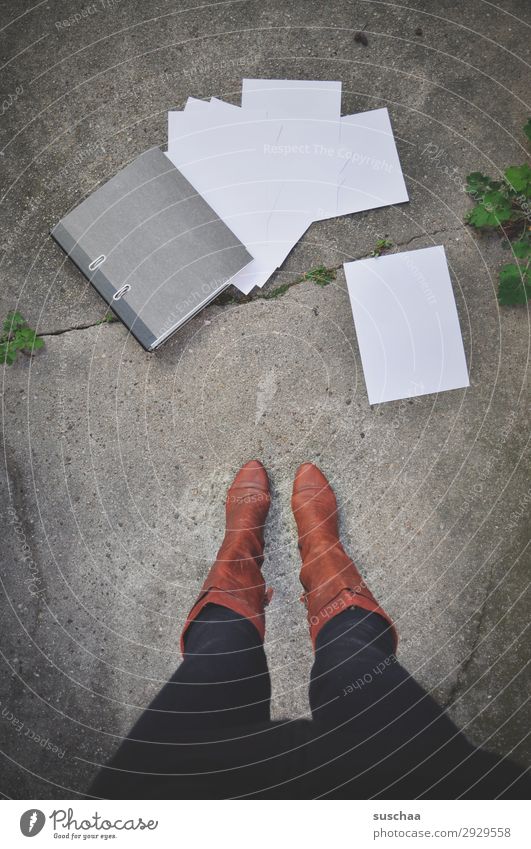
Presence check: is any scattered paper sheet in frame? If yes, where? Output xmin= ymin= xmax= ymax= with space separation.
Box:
xmin=167 ymin=107 xmax=296 ymax=294
xmin=344 ymin=246 xmax=469 ymax=404
xmin=204 ymin=97 xmax=305 ymax=292
xmin=337 ymin=109 xmax=409 ymax=215
xmin=242 ymin=78 xmax=342 ymax=119
xmin=242 ymin=78 xmax=341 ymax=221
xmin=167 ymin=102 xmax=310 ymax=293
xmin=184 ymin=97 xmax=209 ymax=112
xmin=166 ymin=80 xmax=410 ymax=293
xmin=241 ymin=83 xmax=407 ymax=221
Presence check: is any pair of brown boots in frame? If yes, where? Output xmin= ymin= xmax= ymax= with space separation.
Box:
xmin=181 ymin=461 xmax=397 ymax=652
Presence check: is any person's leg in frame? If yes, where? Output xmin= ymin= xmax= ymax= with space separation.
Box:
xmin=291 ymin=463 xmax=398 ymax=651
xmin=89 ymin=601 xmax=271 ymax=798
xmin=309 ymin=607 xmax=459 ymax=747
xmin=126 ymin=459 xmax=274 ymax=741
xmin=127 ymin=603 xmax=271 ymax=742
xmin=290 ymin=463 xmax=470 ymax=792
xmin=306 ymin=609 xmax=531 ymax=800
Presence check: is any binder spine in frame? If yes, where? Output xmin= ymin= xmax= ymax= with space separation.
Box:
xmin=50 ymin=222 xmax=157 ymax=351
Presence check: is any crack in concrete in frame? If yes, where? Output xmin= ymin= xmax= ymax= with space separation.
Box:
xmin=39 ymin=319 xmax=116 ymax=339
xmin=219 ymin=222 xmax=468 ymax=305
xmin=37 ymin=223 xmax=469 ymax=339
xmin=397 ymin=224 xmax=467 ymax=250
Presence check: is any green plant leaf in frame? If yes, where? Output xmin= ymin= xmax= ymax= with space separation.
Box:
xmin=465 ymin=172 xmax=492 ymax=197
xmin=465 ymin=150 xmax=531 ymax=307
xmin=261 ymin=283 xmax=291 ymax=300
xmin=465 ymin=205 xmax=490 ymax=227
xmin=467 ymin=189 xmax=515 ymax=228
xmin=504 ymin=164 xmax=531 ymax=196
xmin=9 ymin=336 xmax=26 ymax=351
xmin=303 ymin=265 xmax=337 ymax=287
xmin=3 ymin=311 xmax=26 ymax=336
xmin=0 ymin=312 xmax=44 ymax=364
xmin=484 ymin=190 xmax=513 ymax=214
xmin=98 ymin=311 xmax=118 ymax=324
xmin=498 ymin=263 xmax=531 ymax=306
xmin=0 ymin=342 xmax=17 ymax=365
xmin=510 ymin=238 xmax=531 ymax=259
xmin=467 ymin=202 xmax=510 ymax=228
xmin=371 ymin=238 xmax=393 ymax=257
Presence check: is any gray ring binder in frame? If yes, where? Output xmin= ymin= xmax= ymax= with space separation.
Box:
xmin=51 ymin=147 xmax=253 ymax=350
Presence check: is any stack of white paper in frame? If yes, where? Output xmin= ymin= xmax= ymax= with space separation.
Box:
xmin=166 ymin=79 xmax=409 ymax=294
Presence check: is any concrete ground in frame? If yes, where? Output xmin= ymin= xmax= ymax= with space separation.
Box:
xmin=0 ymin=0 xmax=529 ymax=798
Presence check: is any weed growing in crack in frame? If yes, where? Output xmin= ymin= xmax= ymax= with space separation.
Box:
xmin=370 ymin=238 xmax=393 ymax=257
xmin=302 ymin=265 xmax=337 ymax=287
xmin=0 ymin=312 xmax=44 ymax=365
xmin=98 ymin=311 xmax=118 ymax=324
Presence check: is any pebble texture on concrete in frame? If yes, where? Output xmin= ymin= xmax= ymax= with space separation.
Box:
xmin=0 ymin=0 xmax=529 ymax=797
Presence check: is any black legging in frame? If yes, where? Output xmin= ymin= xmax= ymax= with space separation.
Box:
xmin=125 ymin=603 xmax=454 ymax=740
xmin=91 ymin=604 xmax=528 ymax=798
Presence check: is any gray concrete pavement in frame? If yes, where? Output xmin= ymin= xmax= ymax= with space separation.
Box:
xmin=0 ymin=0 xmax=529 ymax=797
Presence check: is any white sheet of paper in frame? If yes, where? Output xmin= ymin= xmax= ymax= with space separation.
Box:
xmin=242 ymin=78 xmax=342 ymax=119
xmin=167 ymin=105 xmax=277 ymax=217
xmin=344 ymin=246 xmax=469 ymax=404
xmin=167 ymin=106 xmax=308 ymax=293
xmin=241 ymin=82 xmax=407 ymax=219
xmin=336 ymin=109 xmax=409 ymax=215
xmin=184 ymin=97 xmax=209 ymax=111
xmin=264 ymin=118 xmax=341 ymax=221
xmin=208 ymin=97 xmax=317 ymax=257
xmin=206 ymin=97 xmax=306 ymax=295
xmin=210 ymin=97 xmax=252 ymax=113
xmin=242 ymin=78 xmax=342 ymax=221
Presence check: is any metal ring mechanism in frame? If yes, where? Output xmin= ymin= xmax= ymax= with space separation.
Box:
xmin=88 ymin=254 xmax=106 ymax=271
xmin=112 ymin=284 xmax=131 ymax=301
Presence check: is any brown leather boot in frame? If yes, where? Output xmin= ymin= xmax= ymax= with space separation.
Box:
xmin=291 ymin=463 xmax=397 ymax=650
xmin=180 ymin=460 xmax=272 ymax=652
